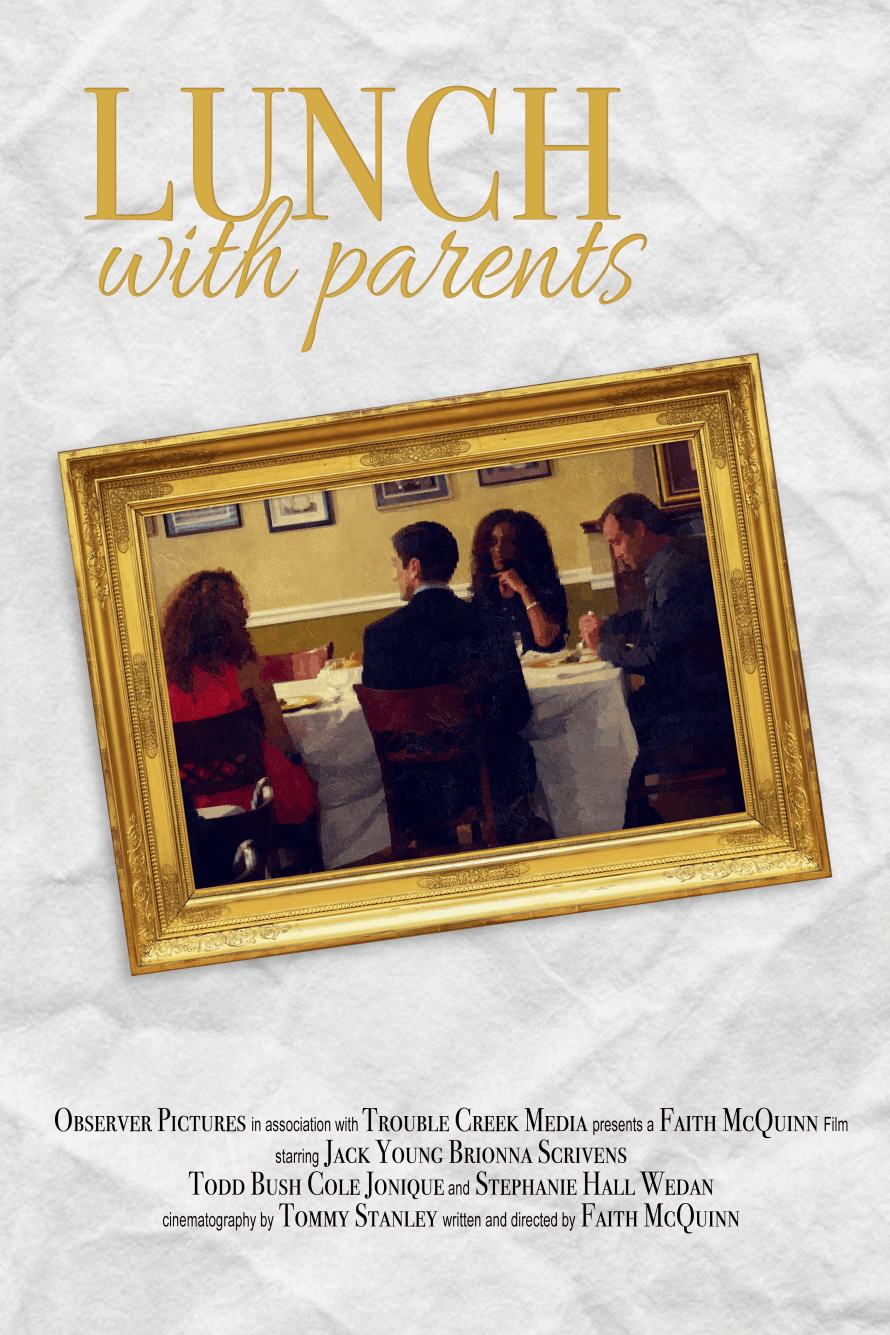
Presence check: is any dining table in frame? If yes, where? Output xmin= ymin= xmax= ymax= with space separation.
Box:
xmin=519 ymin=654 xmax=638 ymax=839
xmin=278 ymin=655 xmax=638 ymax=870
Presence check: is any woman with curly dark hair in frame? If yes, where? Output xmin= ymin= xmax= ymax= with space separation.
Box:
xmin=161 ymin=569 xmax=318 ymax=831
xmin=470 ymin=509 xmax=568 ymax=654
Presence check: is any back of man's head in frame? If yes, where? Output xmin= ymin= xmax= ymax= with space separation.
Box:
xmin=392 ymin=521 xmax=459 ymax=582
xmin=600 ymin=492 xmax=668 ymax=536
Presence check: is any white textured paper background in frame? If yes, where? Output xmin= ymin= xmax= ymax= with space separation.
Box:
xmin=3 ymin=3 xmax=888 ymax=1331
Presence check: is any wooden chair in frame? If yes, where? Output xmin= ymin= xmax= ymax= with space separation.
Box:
xmin=174 ymin=705 xmax=271 ymax=887
xmin=268 ymin=813 xmax=325 ymax=878
xmin=183 ymin=778 xmax=276 ymax=888
xmin=174 ymin=706 xmax=323 ymax=883
xmin=643 ymin=767 xmax=738 ymax=822
xmin=640 ymin=736 xmax=744 ymax=824
xmin=354 ymin=682 xmax=499 ymax=858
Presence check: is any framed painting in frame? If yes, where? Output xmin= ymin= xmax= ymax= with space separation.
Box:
xmin=373 ymin=475 xmax=450 ymax=508
xmin=60 ymin=357 xmax=829 ymax=974
xmin=264 ymin=491 xmax=333 ymax=531
xmin=654 ymin=439 xmax=701 ymax=510
xmin=162 ymin=504 xmax=242 ymax=538
xmin=478 ymin=461 xmax=552 ymax=486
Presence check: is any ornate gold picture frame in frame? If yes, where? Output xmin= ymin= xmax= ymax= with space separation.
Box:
xmin=60 ymin=356 xmax=829 ymax=974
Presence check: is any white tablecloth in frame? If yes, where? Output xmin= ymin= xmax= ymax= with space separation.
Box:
xmin=281 ymin=661 xmax=637 ymax=868
xmin=279 ymin=669 xmax=391 ymax=870
xmin=521 ymin=660 xmax=638 ymax=838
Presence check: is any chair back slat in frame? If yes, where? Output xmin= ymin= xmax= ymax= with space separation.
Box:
xmin=173 ymin=704 xmax=265 ymax=796
xmin=354 ymin=683 xmax=498 ymax=854
xmin=355 ymin=681 xmax=477 ymax=732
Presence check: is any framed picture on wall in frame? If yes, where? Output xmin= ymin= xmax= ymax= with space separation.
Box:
xmin=163 ymin=504 xmax=242 ymax=538
xmin=478 ymin=461 xmax=552 ymax=486
xmin=654 ymin=439 xmax=700 ymax=510
xmin=264 ymin=492 xmax=333 ymax=532
xmin=373 ymin=475 xmax=450 ymax=508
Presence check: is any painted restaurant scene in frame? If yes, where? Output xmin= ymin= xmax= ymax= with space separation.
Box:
xmin=148 ymin=440 xmax=743 ymax=888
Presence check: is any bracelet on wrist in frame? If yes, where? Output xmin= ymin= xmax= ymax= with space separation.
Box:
xmin=524 ymin=601 xmax=539 ymax=612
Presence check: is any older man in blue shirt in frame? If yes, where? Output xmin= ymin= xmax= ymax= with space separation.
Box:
xmin=580 ymin=493 xmax=741 ymax=828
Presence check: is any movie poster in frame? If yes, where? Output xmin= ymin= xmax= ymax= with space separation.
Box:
xmin=4 ymin=3 xmax=884 ymax=1329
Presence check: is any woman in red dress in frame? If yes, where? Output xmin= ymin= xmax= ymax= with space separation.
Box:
xmin=161 ymin=569 xmax=319 ymax=842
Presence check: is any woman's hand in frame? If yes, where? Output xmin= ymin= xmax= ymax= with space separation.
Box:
xmin=494 ymin=568 xmax=529 ymax=601
xmin=494 ymin=571 xmax=562 ymax=648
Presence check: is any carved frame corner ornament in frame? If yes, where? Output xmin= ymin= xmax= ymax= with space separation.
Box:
xmin=655 ymin=399 xmax=728 ymax=469
xmin=108 ymin=482 xmax=174 ymax=553
xmin=667 ymin=723 xmax=820 ymax=883
xmin=160 ymin=863 xmax=185 ymax=926
xmin=60 ymin=358 xmax=829 ymax=973
xmin=717 ymin=777 xmax=783 ymax=849
xmin=758 ymin=779 xmax=783 ymax=838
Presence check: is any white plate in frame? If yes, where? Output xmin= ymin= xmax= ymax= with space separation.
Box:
xmin=275 ymin=684 xmax=341 ymax=707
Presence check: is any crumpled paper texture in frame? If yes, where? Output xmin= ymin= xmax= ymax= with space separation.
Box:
xmin=2 ymin=2 xmax=888 ymax=1331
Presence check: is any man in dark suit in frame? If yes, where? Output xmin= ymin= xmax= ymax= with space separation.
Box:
xmin=362 ymin=520 xmax=537 ymax=843
xmin=579 ymin=493 xmax=741 ymax=827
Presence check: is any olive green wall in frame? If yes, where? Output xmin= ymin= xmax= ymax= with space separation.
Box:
xmin=148 ymin=443 xmax=656 ymax=651
xmin=248 ymin=579 xmax=619 ymax=659
xmin=251 ymin=606 xmax=398 ymax=659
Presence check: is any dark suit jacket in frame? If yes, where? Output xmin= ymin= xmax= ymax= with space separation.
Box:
xmin=596 ymin=542 xmax=734 ymax=755
xmin=362 ymin=587 xmax=535 ymax=825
